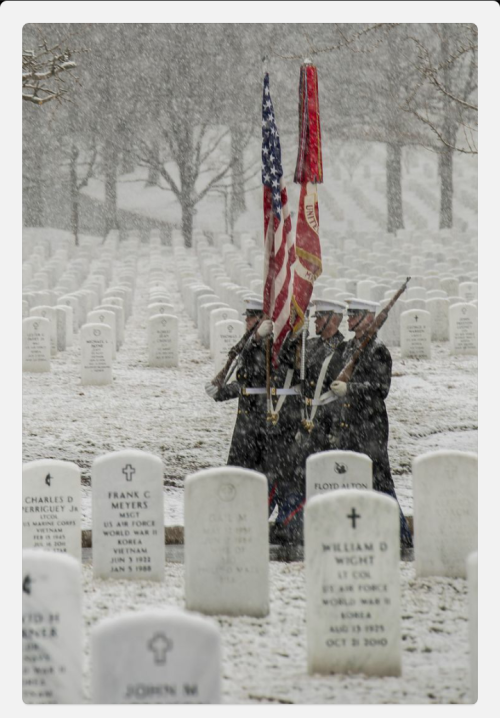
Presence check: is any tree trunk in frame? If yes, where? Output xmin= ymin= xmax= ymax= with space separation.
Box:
xmin=181 ymin=198 xmax=194 ymax=248
xmin=104 ymin=139 xmax=118 ymax=236
xmin=438 ymin=25 xmax=454 ymax=230
xmin=146 ymin=137 xmax=161 ymax=187
xmin=121 ymin=149 xmax=135 ymax=175
xmin=229 ymin=126 xmax=246 ymax=236
xmin=439 ymin=144 xmax=453 ymax=229
xmin=386 ymin=142 xmax=404 ymax=234
xmin=70 ymin=144 xmax=79 ymax=246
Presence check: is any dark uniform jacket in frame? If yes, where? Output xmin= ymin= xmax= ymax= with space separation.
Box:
xmin=336 ymin=335 xmax=395 ymax=493
xmin=213 ymin=335 xmax=268 ymax=473
xmin=266 ymin=330 xmax=346 ymax=492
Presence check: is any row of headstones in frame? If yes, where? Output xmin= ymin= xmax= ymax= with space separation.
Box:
xmin=146 ymin=241 xmax=179 ymax=367
xmin=22 ymin=449 xmax=478 ymax=581
xmin=22 ymin=448 xmax=477 ymax=702
xmin=23 ymin=232 xmax=142 ymax=383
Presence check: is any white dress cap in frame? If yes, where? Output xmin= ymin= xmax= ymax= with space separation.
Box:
xmin=310 ymin=299 xmax=347 ymax=314
xmin=346 ymin=298 xmax=380 ymax=312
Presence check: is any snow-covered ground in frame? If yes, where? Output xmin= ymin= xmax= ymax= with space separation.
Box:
xmin=22 ymin=146 xmax=478 ymax=704
xmin=22 ymin=244 xmax=477 ymax=528
xmin=81 ymin=563 xmax=471 ymax=705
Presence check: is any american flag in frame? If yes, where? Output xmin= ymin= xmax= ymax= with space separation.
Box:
xmin=262 ymin=73 xmax=295 ymax=365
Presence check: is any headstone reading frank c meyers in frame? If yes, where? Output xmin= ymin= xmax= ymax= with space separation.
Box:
xmin=92 ymin=449 xmax=165 ymax=581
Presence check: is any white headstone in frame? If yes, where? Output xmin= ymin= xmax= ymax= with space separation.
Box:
xmin=91 ymin=609 xmax=221 ymax=703
xmin=23 ymin=460 xmax=81 ymax=561
xmin=305 ymin=490 xmax=401 ymax=676
xmin=185 ymin=467 xmax=269 ymax=617
xmin=199 ymin=301 xmax=228 ymax=348
xmin=87 ymin=309 xmax=117 ymax=358
xmin=306 ymin=451 xmax=373 ymax=500
xmin=30 ymin=306 xmax=57 ymax=356
xmin=214 ymin=319 xmax=245 ymax=373
xmin=92 ymin=449 xmax=165 ymax=580
xmin=400 ymin=310 xmax=431 ymax=358
xmin=377 ymin=298 xmax=401 ymax=347
xmin=467 ymin=551 xmax=478 ymax=703
xmin=23 ymin=317 xmax=51 ymax=372
xmin=210 ymin=308 xmax=239 ymax=356
xmin=80 ymin=323 xmax=113 ymax=385
xmin=413 ymin=451 xmax=478 ymax=577
xmin=426 ymin=297 xmax=450 ymax=341
xmin=98 ymin=303 xmax=125 ymax=349
xmin=458 ymin=281 xmax=478 ymax=303
xmin=55 ymin=304 xmax=73 ymax=348
xmin=148 ymin=314 xmax=179 ymax=367
xmin=148 ymin=302 xmax=175 ymax=317
xmin=22 ymin=550 xmax=83 ymax=703
xmin=449 ymin=303 xmax=478 ymax=355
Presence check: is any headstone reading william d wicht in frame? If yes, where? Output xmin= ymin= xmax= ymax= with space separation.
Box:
xmin=305 ymin=490 xmax=401 ymax=677
xmin=23 ymin=550 xmax=83 ymax=704
xmin=23 ymin=460 xmax=81 ymax=561
xmin=413 ymin=450 xmax=477 ymax=578
xmin=306 ymin=451 xmax=372 ymax=501
xmin=91 ymin=609 xmax=221 ymax=704
xmin=148 ymin=314 xmax=178 ymax=367
xmin=80 ymin=322 xmax=113 ymax=386
xmin=185 ymin=467 xmax=269 ymax=617
xmin=23 ymin=317 xmax=51 ymax=372
xmin=92 ymin=449 xmax=165 ymax=580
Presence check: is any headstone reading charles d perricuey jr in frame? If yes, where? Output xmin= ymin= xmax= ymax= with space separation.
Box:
xmin=400 ymin=309 xmax=431 ymax=359
xmin=184 ymin=466 xmax=269 ymax=617
xmin=305 ymin=489 xmax=401 ymax=677
xmin=23 ymin=549 xmax=83 ymax=704
xmin=91 ymin=608 xmax=221 ymax=704
xmin=23 ymin=459 xmax=82 ymax=561
xmin=92 ymin=449 xmax=165 ymax=580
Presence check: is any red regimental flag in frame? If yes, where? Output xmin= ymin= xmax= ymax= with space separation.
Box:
xmin=290 ymin=64 xmax=323 ymax=333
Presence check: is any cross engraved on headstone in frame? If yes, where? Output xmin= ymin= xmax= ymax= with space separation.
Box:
xmin=122 ymin=464 xmax=136 ymax=482
xmin=414 ymin=315 xmax=419 ymax=322
xmin=347 ymin=508 xmax=361 ymax=529
xmin=147 ymin=633 xmax=173 ymax=665
xmin=45 ymin=473 xmax=52 ymax=487
xmin=23 ymin=574 xmax=31 ymax=595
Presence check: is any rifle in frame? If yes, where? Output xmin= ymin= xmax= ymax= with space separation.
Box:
xmin=211 ymin=324 xmax=257 ymax=389
xmin=336 ymin=276 xmax=411 ymax=383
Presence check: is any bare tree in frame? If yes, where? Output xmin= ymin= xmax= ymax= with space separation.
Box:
xmin=22 ymin=26 xmax=85 ymax=105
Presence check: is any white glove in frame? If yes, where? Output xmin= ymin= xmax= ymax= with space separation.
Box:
xmin=256 ymin=319 xmax=273 ymax=338
xmin=205 ymin=382 xmax=219 ymax=399
xmin=330 ymin=380 xmax=347 ymax=397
